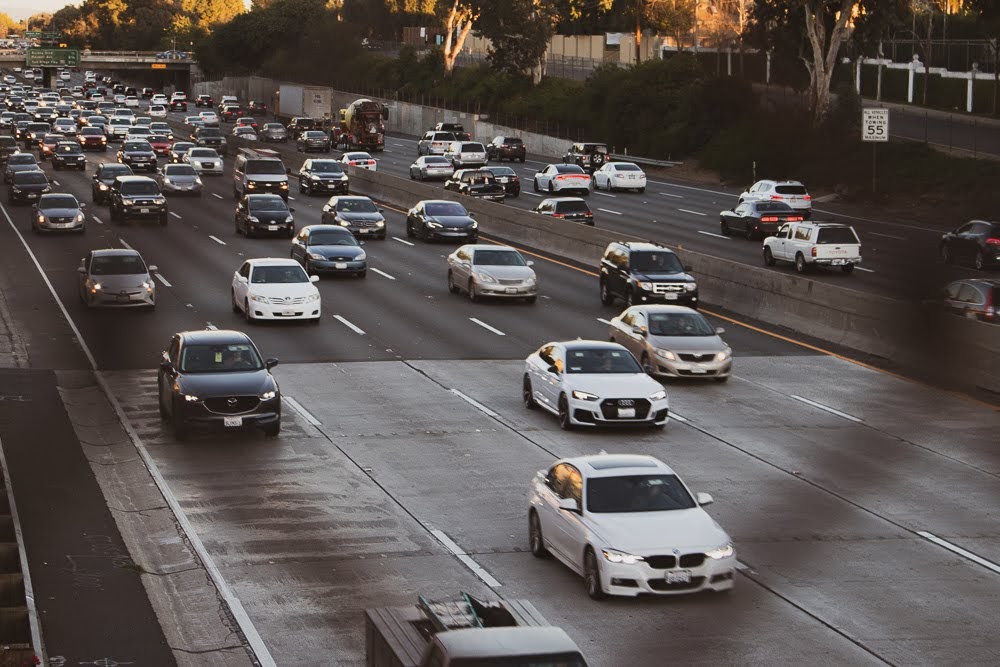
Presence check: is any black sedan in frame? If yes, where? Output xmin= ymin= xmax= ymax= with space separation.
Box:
xmin=4 ymin=153 xmax=40 ymax=183
xmin=297 ymin=130 xmax=331 ymax=153
xmin=482 ymin=165 xmax=521 ymax=197
xmin=719 ymin=201 xmax=803 ymax=239
xmin=117 ymin=140 xmax=157 ymax=173
xmin=92 ymin=163 xmax=134 ymax=204
xmin=320 ymin=196 xmax=386 ymax=240
xmin=235 ymin=194 xmax=295 ymax=238
xmin=297 ymin=159 xmax=349 ymax=196
xmin=32 ymin=193 xmax=86 ymax=233
xmin=169 ymin=142 xmax=195 ymax=164
xmin=157 ymin=329 xmax=281 ymax=441
xmin=290 ymin=225 xmax=368 ymax=278
xmin=51 ymin=141 xmax=87 ymax=170
xmin=940 ymin=220 xmax=1000 ymax=270
xmin=7 ymin=169 xmax=50 ymax=204
xmin=405 ymin=200 xmax=478 ymax=243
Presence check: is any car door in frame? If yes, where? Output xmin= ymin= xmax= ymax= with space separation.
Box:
xmin=548 ymin=464 xmax=586 ymax=570
xmin=967 ymin=222 xmax=990 ymax=262
xmin=78 ymin=252 xmax=93 ymax=299
xmin=610 ymin=309 xmax=638 ymax=354
xmin=452 ymin=247 xmax=471 ymax=284
xmin=232 ymin=261 xmax=251 ymax=305
xmin=533 ymin=344 xmax=562 ymax=409
xmin=299 ymin=159 xmax=311 ymax=186
xmin=772 ymin=225 xmax=792 ymax=261
xmin=535 ymin=463 xmax=571 ymax=559
xmin=957 ymin=283 xmax=983 ymax=317
xmin=610 ymin=247 xmax=630 ymax=298
xmin=291 ymin=228 xmax=309 ymax=264
xmin=539 ymin=166 xmax=554 ymax=189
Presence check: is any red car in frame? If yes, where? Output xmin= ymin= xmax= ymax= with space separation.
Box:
xmin=220 ymin=105 xmax=243 ymax=122
xmin=147 ymin=135 xmax=172 ymax=157
xmin=78 ymin=127 xmax=108 ymax=151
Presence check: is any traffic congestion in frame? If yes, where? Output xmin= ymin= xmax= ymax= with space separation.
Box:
xmin=1 ymin=66 xmax=999 ymax=666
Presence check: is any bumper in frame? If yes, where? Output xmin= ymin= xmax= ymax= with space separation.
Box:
xmin=474 ymin=282 xmax=537 ymax=299
xmin=600 ymin=553 xmax=736 ymax=596
xmin=310 ymin=259 xmax=367 ymax=274
xmin=176 ymin=400 xmax=281 ymax=432
xmin=162 ymin=182 xmax=203 ymax=194
xmin=568 ymin=397 xmax=670 ymax=428
xmin=427 ymin=230 xmax=477 ymax=242
xmin=346 ymin=226 xmax=386 ymax=238
xmin=54 ymin=158 xmax=86 ymax=169
xmin=125 ymin=159 xmax=157 ymax=171
xmin=81 ymin=141 xmax=107 ymax=150
xmin=36 ymin=220 xmax=85 ymax=233
xmin=812 ymin=258 xmax=861 ymax=267
xmin=192 ymin=163 xmax=223 ymax=175
xmin=471 ymin=193 xmax=505 ymax=203
xmin=495 ymin=150 xmax=526 ymax=161
xmin=633 ymin=291 xmax=699 ymax=307
xmin=248 ymin=220 xmax=294 ymax=235
xmin=10 ymin=191 xmax=44 ymax=203
xmin=307 ymin=180 xmax=349 ymax=194
xmin=421 ymin=170 xmax=453 ymax=180
xmin=121 ymin=205 xmax=167 ymax=220
xmin=87 ymin=288 xmax=154 ymax=306
xmin=650 ymin=357 xmax=731 ymax=379
xmin=246 ymin=301 xmax=321 ymax=320
xmin=301 ymin=143 xmax=330 ymax=151
xmin=244 ymin=184 xmax=288 ymax=197
xmin=751 ymin=222 xmax=780 ymax=236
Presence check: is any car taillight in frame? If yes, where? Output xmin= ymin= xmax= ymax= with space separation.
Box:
xmin=986 ymin=238 xmax=1000 ymax=246
xmin=789 ymin=216 xmax=803 ymax=221
xmin=552 ymin=213 xmax=564 ymax=218
xmin=760 ymin=216 xmax=779 ymax=222
xmin=811 ymin=247 xmax=817 ymax=257
xmin=770 ymin=194 xmax=783 ymax=200
xmin=803 ymin=195 xmax=811 ymax=201
xmin=984 ymin=289 xmax=994 ymax=319
xmin=349 ymin=161 xmax=357 ymax=165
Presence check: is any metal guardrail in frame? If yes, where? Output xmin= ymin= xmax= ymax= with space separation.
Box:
xmin=611 ymin=152 xmax=683 ymax=168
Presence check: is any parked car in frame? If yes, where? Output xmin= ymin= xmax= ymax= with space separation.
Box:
xmin=485 ymin=135 xmax=526 ymax=163
xmin=290 ymin=225 xmax=368 ymax=278
xmin=78 ymin=248 xmax=156 ymax=307
xmin=532 ymin=197 xmax=593 ymax=226
xmin=599 ymin=241 xmax=698 ymax=307
xmin=939 ymin=220 xmax=1000 ymax=270
xmin=31 ymin=192 xmax=85 ymax=233
xmin=739 ymin=179 xmax=812 ymax=218
xmin=320 ymin=195 xmax=386 ymax=240
xmin=446 ymin=244 xmax=537 ymax=303
xmin=719 ymin=201 xmax=803 ymax=239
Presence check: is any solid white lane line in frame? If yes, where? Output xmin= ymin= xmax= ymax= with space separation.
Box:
xmin=370 ymin=267 xmax=396 ymax=280
xmin=92 ymin=215 xmax=103 ymax=224
xmin=523 ymin=191 xmax=543 ymax=197
xmin=169 ymin=211 xmax=182 ymax=219
xmin=153 ymin=273 xmax=172 ymax=287
xmin=670 ymin=412 xmax=688 ymax=423
xmin=450 ymin=388 xmax=499 ymax=418
xmin=430 ymin=529 xmax=502 ymax=588
xmin=790 ymin=395 xmax=863 ymax=423
xmin=917 ymin=531 xmax=1000 ymax=575
xmin=854 ymin=266 xmax=875 ymax=273
xmin=598 ymin=208 xmax=622 ymax=216
xmin=392 ymin=236 xmax=415 ymax=246
xmin=658 ymin=192 xmax=683 ymax=198
xmin=284 ymin=396 xmax=322 ymax=427
xmin=212 ymin=193 xmax=224 ymax=199
xmin=208 ymin=235 xmax=226 ymax=245
xmin=120 ymin=238 xmax=134 ymax=250
xmin=596 ymin=318 xmax=613 ymax=325
xmin=867 ymin=231 xmax=906 ymax=241
xmin=678 ymin=208 xmax=707 ymax=216
xmin=698 ymin=230 xmax=730 ymax=240
xmin=469 ymin=317 xmax=505 ymax=336
xmin=333 ymin=314 xmax=366 ymax=335
xmin=593 ymin=191 xmax=616 ymax=198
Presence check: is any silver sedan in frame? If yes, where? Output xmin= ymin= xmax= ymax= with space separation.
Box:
xmin=156 ymin=163 xmax=203 ymax=195
xmin=409 ymin=155 xmax=454 ymax=181
xmin=78 ymin=248 xmax=157 ymax=309
xmin=447 ymin=244 xmax=538 ymax=303
xmin=607 ymin=305 xmax=732 ymax=381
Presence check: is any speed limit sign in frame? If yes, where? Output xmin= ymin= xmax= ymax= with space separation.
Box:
xmin=862 ymin=108 xmax=889 ymax=142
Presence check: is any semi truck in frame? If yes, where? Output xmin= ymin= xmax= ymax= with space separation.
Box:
xmin=337 ymin=98 xmax=389 ymax=152
xmin=277 ymin=84 xmax=332 ymax=121
xmin=366 ymin=593 xmax=588 ymax=667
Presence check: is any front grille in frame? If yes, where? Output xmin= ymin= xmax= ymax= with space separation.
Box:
xmin=648 ymin=576 xmax=705 ymax=592
xmin=204 ymin=396 xmax=260 ymax=414
xmin=679 ymin=553 xmax=706 ymax=568
xmin=327 ymin=255 xmax=355 ymax=262
xmin=264 ymin=295 xmax=307 ymax=305
xmin=645 ymin=555 xmax=676 ymax=569
xmin=50 ymin=217 xmax=74 ymax=224
xmin=599 ymin=398 xmax=650 ymax=420
xmin=498 ymin=279 xmax=524 ymax=286
xmin=651 ymin=283 xmax=686 ymax=294
xmin=678 ymin=353 xmax=715 ymax=362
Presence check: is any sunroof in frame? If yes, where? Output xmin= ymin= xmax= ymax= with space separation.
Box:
xmin=588 ymin=457 xmax=658 ymax=470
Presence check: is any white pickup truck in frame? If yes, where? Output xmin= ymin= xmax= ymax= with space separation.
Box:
xmin=763 ymin=221 xmax=862 ymax=274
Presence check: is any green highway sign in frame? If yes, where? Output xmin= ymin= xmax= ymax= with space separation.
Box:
xmin=25 ymin=48 xmax=80 ymax=68
xmin=25 ymin=31 xmax=41 ymax=38
xmin=41 ymin=33 xmax=61 ymax=40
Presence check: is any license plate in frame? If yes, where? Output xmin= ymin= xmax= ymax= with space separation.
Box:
xmin=268 ymin=225 xmax=278 ymax=231
xmin=498 ymin=177 xmax=508 ymax=183
xmin=223 ymin=416 xmax=242 ymax=428
xmin=666 ymin=570 xmax=691 ymax=584
xmin=335 ymin=262 xmax=347 ymax=269
xmin=358 ymin=228 xmax=369 ymax=233
xmin=117 ymin=295 xmax=130 ymax=303
xmin=27 ymin=193 xmax=38 ymax=198
xmin=664 ymin=293 xmax=678 ymax=300
xmin=506 ymin=287 xmax=518 ymax=294
xmin=690 ymin=368 xmax=707 ymax=374
xmin=618 ymin=407 xmax=636 ymax=418
xmin=139 ymin=207 xmax=149 ymax=213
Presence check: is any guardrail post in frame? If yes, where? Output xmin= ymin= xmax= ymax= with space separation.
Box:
xmin=908 ymin=54 xmax=919 ymax=104
xmin=967 ymin=63 xmax=977 ymax=113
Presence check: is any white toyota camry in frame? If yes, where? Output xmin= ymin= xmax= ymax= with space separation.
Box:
xmin=528 ymin=453 xmax=736 ymax=599
xmin=523 ymin=340 xmax=668 ymax=429
xmin=231 ymin=258 xmax=321 ymax=323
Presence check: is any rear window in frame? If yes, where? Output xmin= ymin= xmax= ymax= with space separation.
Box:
xmin=556 ymin=200 xmax=592 ymax=214
xmin=461 ymin=143 xmax=484 ymax=152
xmin=816 ymin=227 xmax=860 ymax=244
xmin=503 ymin=137 xmax=523 ymax=145
xmin=757 ymin=202 xmax=794 ymax=212
xmin=775 ymin=184 xmax=808 ymax=195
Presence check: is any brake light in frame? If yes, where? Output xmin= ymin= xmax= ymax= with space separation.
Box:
xmin=986 ymin=238 xmax=1000 ymax=246
xmin=760 ymin=216 xmax=779 ymax=222
xmin=803 ymin=195 xmax=812 ymax=201
xmin=552 ymin=213 xmax=565 ymax=218
xmin=789 ymin=216 xmax=803 ymax=222
xmin=770 ymin=194 xmax=783 ymax=200
xmin=811 ymin=247 xmax=817 ymax=257
xmin=348 ymin=161 xmax=357 ymax=166
xmin=985 ymin=288 xmax=994 ymax=320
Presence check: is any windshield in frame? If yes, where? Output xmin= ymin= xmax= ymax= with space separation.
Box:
xmin=121 ymin=182 xmax=160 ymax=196
xmin=648 ymin=312 xmax=714 ymax=336
xmin=309 ymin=232 xmax=358 ymax=246
xmin=631 ymin=252 xmax=683 ymax=273
xmin=8 ymin=155 xmax=36 ymax=165
xmin=311 ymin=162 xmax=343 ymax=174
xmin=247 ymin=160 xmax=285 ymax=174
xmin=148 ymin=135 xmax=169 ymax=143
xmin=199 ymin=129 xmax=222 ymax=137
xmin=40 ymin=195 xmax=78 ymax=209
xmin=90 ymin=254 xmax=146 ymax=275
xmin=173 ymin=143 xmax=194 ymax=152
xmin=180 ymin=343 xmax=263 ymax=373
xmin=189 ymin=149 xmax=218 ymax=158
xmin=451 ymin=656 xmax=586 ymax=667
xmin=249 ymin=198 xmax=288 ymax=212
xmin=587 ymin=474 xmax=696 ymax=513
xmin=251 ymin=265 xmax=308 ymax=283
xmin=101 ymin=165 xmax=131 ymax=177
xmin=164 ymin=165 xmax=196 ymax=176
xmin=123 ymin=142 xmax=151 ymax=151
xmin=473 ymin=250 xmax=526 ymax=266
xmin=56 ymin=144 xmax=81 ymax=153
xmin=81 ymin=128 xmax=102 ymax=135
xmin=336 ymin=199 xmax=377 ymax=213
xmin=775 ymin=184 xmax=807 ymax=195
xmin=304 ymin=131 xmax=326 ymax=138
xmin=425 ymin=202 xmax=468 ymax=217
xmin=564 ymin=347 xmax=641 ymax=374
xmin=817 ymin=227 xmax=860 ymax=244
xmin=16 ymin=172 xmax=47 ymax=184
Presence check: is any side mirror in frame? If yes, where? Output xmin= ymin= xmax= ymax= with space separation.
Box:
xmin=264 ymin=358 xmax=279 ymax=370
xmin=631 ymin=325 xmax=646 ymax=336
xmin=288 ymin=207 xmax=295 ymax=212
xmin=715 ymin=327 xmax=725 ymax=335
xmin=526 ymin=260 xmax=535 ymax=267
xmin=286 ymin=167 xmax=291 ymax=174
xmin=359 ymin=241 xmax=366 ymax=246
xmin=558 ymin=497 xmax=580 ymax=513
xmin=159 ymin=361 xmax=173 ymax=373
xmin=77 ymin=266 xmax=87 ymax=274
xmin=79 ymin=202 xmax=87 ymax=208
xmin=378 ymin=208 xmax=384 ymax=213
xmin=695 ymin=492 xmax=714 ymax=506
xmin=684 ymin=265 xmax=693 ymax=272
xmin=547 ymin=364 xmax=559 ymax=375
xmin=148 ymin=265 xmax=158 ymax=272
xmin=469 ymin=213 xmax=476 ymax=219
xmin=309 ymin=275 xmax=320 ymax=283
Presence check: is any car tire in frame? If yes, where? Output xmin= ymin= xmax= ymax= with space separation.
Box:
xmin=406 ymin=221 xmax=415 ymax=238
xmin=548 ymin=182 xmax=554 ymax=194
xmin=157 ymin=384 xmax=168 ymax=419
xmin=841 ymin=264 xmax=855 ymax=275
xmin=584 ymin=548 xmax=606 ymax=600
xmin=720 ymin=220 xmax=731 ymax=236
xmin=235 ymin=217 xmax=241 ymax=235
xmin=795 ymin=253 xmax=808 ymax=274
xmin=528 ymin=511 xmax=549 ymax=558
xmin=715 ymin=375 xmax=730 ymax=383
xmin=533 ymin=179 xmax=539 ymax=193
xmin=640 ymin=353 xmax=655 ymax=376
xmin=261 ymin=422 xmax=280 ymax=437
xmin=525 ymin=295 xmax=537 ymax=304
xmin=974 ymin=253 xmax=985 ymax=271
xmin=244 ymin=299 xmax=253 ymax=324
xmin=468 ymin=280 xmax=479 ymax=303
xmin=523 ymin=375 xmax=537 ymax=410
xmin=638 ymin=187 xmax=645 ymax=194
xmin=231 ymin=289 xmax=240 ymax=313
xmin=763 ymin=247 xmax=776 ymax=266
xmin=447 ymin=271 xmax=460 ymax=294
xmin=558 ymin=394 xmax=573 ymax=431
xmin=599 ymin=280 xmax=614 ymax=305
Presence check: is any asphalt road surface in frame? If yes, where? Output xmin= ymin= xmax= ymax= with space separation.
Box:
xmin=0 ymin=107 xmax=998 ymax=666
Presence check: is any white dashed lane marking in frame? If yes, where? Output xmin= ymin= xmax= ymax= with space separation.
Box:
xmin=333 ymin=314 xmax=366 ymax=335
xmin=392 ymin=237 xmax=415 ymax=246
xmin=370 ymin=268 xmax=396 ymax=280
xmin=212 ymin=193 xmax=224 ymax=199
xmin=597 ymin=208 xmax=622 ymax=216
xmin=208 ymin=235 xmax=226 ymax=245
xmin=697 ymin=231 xmax=730 ymax=240
xmin=170 ymin=212 xmax=182 ymax=219
xmin=469 ymin=318 xmax=505 ymax=336
xmin=153 ymin=273 xmax=172 ymax=287
xmin=678 ymin=208 xmax=707 ymax=216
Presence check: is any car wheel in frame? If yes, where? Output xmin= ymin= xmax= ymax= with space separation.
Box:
xmin=841 ymin=264 xmax=855 ymax=275
xmin=523 ymin=375 xmax=537 ymax=410
xmin=548 ymin=182 xmax=555 ymax=194
xmin=406 ymin=220 xmax=415 ymax=238
xmin=231 ymin=289 xmax=240 ymax=313
xmin=261 ymin=422 xmax=280 ymax=437
xmin=558 ymin=394 xmax=573 ymax=431
xmin=235 ymin=217 xmax=242 ymax=235
xmin=638 ymin=187 xmax=645 ymax=194
xmin=763 ymin=247 xmax=776 ymax=266
xmin=974 ymin=252 xmax=985 ymax=271
xmin=720 ymin=220 xmax=731 ymax=236
xmin=447 ymin=270 xmax=459 ymax=294
xmin=599 ymin=280 xmax=614 ymax=306
xmin=584 ymin=548 xmax=606 ymax=600
xmin=940 ymin=244 xmax=952 ymax=265
xmin=640 ymin=353 xmax=655 ymax=376
xmin=468 ymin=279 xmax=479 ymax=303
xmin=357 ymin=271 xmax=367 ymax=279
xmin=533 ymin=179 xmax=539 ymax=193
xmin=794 ymin=253 xmax=808 ymax=274
xmin=528 ymin=511 xmax=548 ymax=557
xmin=298 ymin=180 xmax=305 ymax=194
xmin=244 ymin=299 xmax=253 ymax=323
xmin=525 ymin=295 xmax=537 ymax=304
xmin=409 ymin=170 xmax=415 ymax=180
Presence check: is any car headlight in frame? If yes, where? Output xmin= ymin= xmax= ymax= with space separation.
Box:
xmin=246 ymin=182 xmax=256 ymax=189
xmin=635 ymin=280 xmax=653 ymax=290
xmin=655 ymin=348 xmax=676 ymax=361
xmin=375 ymin=220 xmax=384 ymax=227
xmin=248 ymin=216 xmax=259 ymax=223
xmin=356 ymin=252 xmax=367 ymax=261
xmin=194 ymin=177 xmax=202 ymax=185
xmin=602 ymin=549 xmax=644 ymax=564
xmin=76 ymin=213 xmax=85 ymax=222
xmin=715 ymin=349 xmax=731 ymax=361
xmin=90 ymin=282 xmax=102 ymax=292
xmin=250 ymin=293 xmax=267 ymax=302
xmin=336 ymin=217 xmax=350 ymax=227
xmin=307 ymin=252 xmax=325 ymax=261
xmin=183 ymin=393 xmax=199 ymax=402
xmin=36 ymin=214 xmax=46 ymax=223
xmin=470 ymin=221 xmax=478 ymax=229
xmin=162 ymin=178 xmax=172 ymax=185
xmin=10 ymin=187 xmax=20 ymax=193
xmin=426 ymin=221 xmax=442 ymax=228
xmin=311 ymin=174 xmax=321 ymax=181
xmin=99 ymin=183 xmax=108 ymax=190
xmin=306 ymin=293 xmax=320 ymax=302
xmin=260 ymin=390 xmax=277 ymax=400
xmin=684 ymin=283 xmax=697 ymax=292
xmin=477 ymin=272 xmax=497 ymax=284
xmin=706 ymin=543 xmax=735 ymax=560
xmin=284 ymin=215 xmax=294 ymax=223
xmin=279 ymin=182 xmax=288 ymax=189
xmin=648 ymin=389 xmax=667 ymax=401
xmin=571 ymin=390 xmax=599 ymax=401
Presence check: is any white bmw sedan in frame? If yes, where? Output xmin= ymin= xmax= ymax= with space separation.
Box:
xmin=528 ymin=453 xmax=736 ymax=599
xmin=523 ymin=340 xmax=668 ymax=430
xmin=231 ymin=258 xmax=321 ymax=323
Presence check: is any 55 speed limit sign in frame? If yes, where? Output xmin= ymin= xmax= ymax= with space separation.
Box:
xmin=862 ymin=108 xmax=889 ymax=142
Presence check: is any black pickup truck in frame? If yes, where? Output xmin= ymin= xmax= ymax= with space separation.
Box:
xmin=434 ymin=122 xmax=471 ymax=141
xmin=444 ymin=169 xmax=506 ymax=203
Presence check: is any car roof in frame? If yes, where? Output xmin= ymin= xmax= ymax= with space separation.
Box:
xmin=302 ymin=224 xmax=353 ymax=234
xmin=91 ymin=248 xmax=140 ymax=258
xmin=626 ymin=304 xmax=700 ymax=315
xmin=420 ymin=199 xmax=463 ymax=205
xmin=544 ymin=197 xmax=587 ymax=204
xmin=556 ymin=453 xmax=674 ymax=478
xmin=246 ymin=193 xmax=286 ymax=201
xmin=463 ymin=244 xmax=519 ymax=253
xmin=615 ymin=241 xmax=671 ymax=251
xmin=245 ymin=258 xmax=302 ymax=267
xmin=328 ymin=195 xmax=370 ymax=201
xmin=432 ymin=626 xmax=581 ymax=658
xmin=114 ymin=175 xmax=155 ymax=183
xmin=757 ymin=179 xmax=805 ymax=186
xmin=178 ymin=329 xmax=252 ymax=345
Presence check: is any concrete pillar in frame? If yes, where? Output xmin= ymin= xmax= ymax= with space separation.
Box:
xmin=855 ymin=58 xmax=862 ymax=94
xmin=968 ymin=63 xmax=978 ymax=113
xmin=766 ymin=50 xmax=772 ymax=85
xmin=908 ymin=54 xmax=920 ymax=104
xmin=727 ymin=46 xmax=732 ymax=76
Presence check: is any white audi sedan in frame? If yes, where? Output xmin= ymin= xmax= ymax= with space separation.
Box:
xmin=592 ymin=161 xmax=646 ymax=193
xmin=231 ymin=258 xmax=321 ymax=323
xmin=528 ymin=453 xmax=736 ymax=599
xmin=523 ymin=340 xmax=668 ymax=430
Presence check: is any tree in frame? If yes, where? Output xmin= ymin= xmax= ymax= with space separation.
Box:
xmin=645 ymin=0 xmax=697 ymax=53
xmin=439 ymin=0 xmax=478 ymax=76
xmin=475 ymin=0 xmax=557 ymax=81
xmin=0 ymin=12 xmax=20 ymax=38
xmin=183 ymin=0 xmax=245 ymax=26
xmin=966 ymin=0 xmax=1000 ymax=114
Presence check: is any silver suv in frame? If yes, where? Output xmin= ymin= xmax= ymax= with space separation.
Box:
xmin=232 ymin=147 xmax=289 ymax=201
xmin=738 ymin=179 xmax=812 ymax=217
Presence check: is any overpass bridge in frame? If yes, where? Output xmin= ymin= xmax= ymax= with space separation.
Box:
xmin=0 ymin=51 xmax=200 ymax=88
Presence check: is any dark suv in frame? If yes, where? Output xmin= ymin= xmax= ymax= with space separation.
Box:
xmin=486 ymin=136 xmax=526 ymax=163
xmin=434 ymin=122 xmax=471 ymax=141
xmin=92 ymin=162 xmax=134 ymax=204
xmin=191 ymin=127 xmax=228 ymax=155
xmin=157 ymin=329 xmax=281 ymax=440
xmin=109 ymin=175 xmax=168 ymax=225
xmin=935 ymin=279 xmax=999 ymax=323
xmin=286 ymin=117 xmax=316 ymax=140
xmin=939 ymin=220 xmax=1000 ymax=270
xmin=563 ymin=142 xmax=609 ymax=174
xmin=598 ymin=241 xmax=699 ymax=308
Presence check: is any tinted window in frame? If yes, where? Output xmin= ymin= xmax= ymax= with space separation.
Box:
xmin=425 ymin=202 xmax=468 ymax=217
xmin=587 ymin=474 xmax=696 ymax=513
xmin=164 ymin=165 xmax=196 ymax=176
xmin=630 ymin=252 xmax=683 ymax=273
xmin=120 ymin=181 xmax=160 ymax=195
xmin=503 ymin=137 xmax=523 ymax=145
xmin=425 ymin=157 xmax=450 ymax=165
xmin=473 ymin=250 xmax=526 ymax=266
xmin=40 ymin=195 xmax=78 ymax=209
xmin=247 ymin=160 xmax=285 ymax=174
xmin=614 ymin=163 xmax=641 ymax=171
xmin=251 ymin=265 xmax=308 ymax=283
xmin=335 ymin=199 xmax=378 ymax=213
xmin=461 ymin=143 xmax=484 ymax=151
xmin=487 ymin=167 xmax=516 ymax=176
xmin=648 ymin=312 xmax=714 ymax=336
xmin=16 ymin=172 xmax=47 ymax=184
xmin=775 ymin=184 xmax=807 ymax=195
xmin=180 ymin=343 xmax=262 ymax=372
xmin=309 ymin=231 xmax=357 ymax=246
xmin=199 ymin=129 xmax=223 ymax=137
xmin=91 ymin=254 xmax=146 ymax=275
xmin=756 ymin=201 xmax=793 ymax=212
xmin=310 ymin=162 xmax=343 ymax=174
xmin=8 ymin=155 xmax=36 ymax=165
xmin=564 ymin=348 xmax=640 ymax=374
xmin=816 ymin=227 xmax=860 ymax=244
xmin=249 ymin=198 xmax=288 ymax=212
xmin=189 ymin=149 xmax=217 ymax=158
xmin=555 ymin=164 xmax=586 ymax=174
xmin=556 ymin=200 xmax=591 ymax=214
xmin=123 ymin=142 xmax=151 ymax=151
